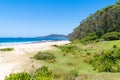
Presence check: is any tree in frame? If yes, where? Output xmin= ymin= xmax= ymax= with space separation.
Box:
xmin=117 ymin=0 xmax=120 ymax=4
xmin=69 ymin=2 xmax=120 ymax=41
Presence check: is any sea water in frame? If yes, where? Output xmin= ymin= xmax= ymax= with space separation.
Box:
xmin=0 ymin=37 xmax=69 ymax=45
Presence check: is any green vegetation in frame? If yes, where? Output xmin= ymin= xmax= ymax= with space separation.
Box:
xmin=33 ymin=43 xmax=94 ymax=79
xmin=57 ymin=44 xmax=79 ymax=56
xmin=101 ymin=32 xmax=120 ymax=41
xmin=5 ymin=66 xmax=53 ymax=80
xmin=34 ymin=52 xmax=56 ymax=61
xmin=69 ymin=2 xmax=120 ymax=41
xmin=5 ymin=40 xmax=120 ymax=80
xmin=5 ymin=72 xmax=31 ymax=80
xmin=34 ymin=40 xmax=120 ymax=79
xmin=0 ymin=48 xmax=14 ymax=51
xmin=90 ymin=48 xmax=120 ymax=72
xmin=117 ymin=0 xmax=120 ymax=4
xmin=34 ymin=66 xmax=53 ymax=80
xmin=81 ymin=32 xmax=99 ymax=43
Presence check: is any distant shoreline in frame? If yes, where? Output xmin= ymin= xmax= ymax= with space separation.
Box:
xmin=0 ymin=40 xmax=70 ymax=46
xmin=0 ymin=37 xmax=69 ymax=46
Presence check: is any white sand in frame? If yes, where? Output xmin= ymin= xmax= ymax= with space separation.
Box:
xmin=0 ymin=41 xmax=70 ymax=80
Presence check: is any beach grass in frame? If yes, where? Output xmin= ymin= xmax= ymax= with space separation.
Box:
xmin=35 ymin=40 xmax=120 ymax=80
xmin=5 ymin=40 xmax=120 ymax=80
xmin=0 ymin=48 xmax=14 ymax=51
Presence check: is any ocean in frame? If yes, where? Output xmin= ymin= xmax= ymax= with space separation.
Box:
xmin=0 ymin=37 xmax=69 ymax=45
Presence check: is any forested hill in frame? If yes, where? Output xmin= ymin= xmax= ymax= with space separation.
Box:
xmin=69 ymin=1 xmax=120 ymax=40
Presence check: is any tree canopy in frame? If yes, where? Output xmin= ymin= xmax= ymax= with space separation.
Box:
xmin=117 ymin=0 xmax=120 ymax=4
xmin=69 ymin=2 xmax=120 ymax=41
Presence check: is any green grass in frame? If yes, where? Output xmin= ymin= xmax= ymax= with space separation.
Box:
xmin=37 ymin=44 xmax=94 ymax=79
xmin=32 ymin=40 xmax=120 ymax=80
xmin=5 ymin=40 xmax=120 ymax=80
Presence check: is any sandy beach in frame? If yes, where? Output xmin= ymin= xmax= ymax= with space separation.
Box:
xmin=0 ymin=41 xmax=70 ymax=80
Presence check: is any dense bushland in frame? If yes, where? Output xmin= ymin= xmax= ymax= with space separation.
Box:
xmin=80 ymin=32 xmax=99 ymax=43
xmin=69 ymin=2 xmax=120 ymax=41
xmin=74 ymin=31 xmax=120 ymax=43
xmin=101 ymin=32 xmax=120 ymax=41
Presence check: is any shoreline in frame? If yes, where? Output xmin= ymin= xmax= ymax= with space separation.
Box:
xmin=0 ymin=40 xmax=69 ymax=46
xmin=0 ymin=40 xmax=70 ymax=54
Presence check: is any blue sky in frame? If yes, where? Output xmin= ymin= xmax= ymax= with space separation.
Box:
xmin=0 ymin=0 xmax=116 ymax=37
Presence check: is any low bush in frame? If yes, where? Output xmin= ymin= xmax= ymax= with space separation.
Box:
xmin=5 ymin=66 xmax=53 ymax=80
xmin=58 ymin=45 xmax=79 ymax=56
xmin=34 ymin=52 xmax=56 ymax=61
xmin=52 ymin=44 xmax=59 ymax=47
xmin=71 ymin=69 xmax=79 ymax=77
xmin=0 ymin=48 xmax=14 ymax=51
xmin=34 ymin=66 xmax=53 ymax=80
xmin=91 ymin=48 xmax=120 ymax=72
xmin=113 ymin=45 xmax=117 ymax=48
xmin=5 ymin=72 xmax=31 ymax=80
xmin=5 ymin=66 xmax=80 ymax=80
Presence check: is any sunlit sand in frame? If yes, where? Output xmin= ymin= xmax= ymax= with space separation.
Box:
xmin=0 ymin=41 xmax=70 ymax=80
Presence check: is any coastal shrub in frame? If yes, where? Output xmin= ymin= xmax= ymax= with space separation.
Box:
xmin=5 ymin=72 xmax=31 ymax=80
xmin=5 ymin=66 xmax=53 ymax=80
xmin=34 ymin=52 xmax=56 ymax=61
xmin=58 ymin=45 xmax=79 ymax=56
xmin=52 ymin=44 xmax=59 ymax=47
xmin=113 ymin=45 xmax=117 ymax=48
xmin=34 ymin=66 xmax=53 ymax=80
xmin=71 ymin=69 xmax=79 ymax=77
xmin=91 ymin=48 xmax=120 ymax=72
xmin=101 ymin=32 xmax=120 ymax=41
xmin=0 ymin=48 xmax=14 ymax=51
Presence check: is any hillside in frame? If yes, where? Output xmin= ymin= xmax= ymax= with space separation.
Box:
xmin=69 ymin=1 xmax=120 ymax=40
xmin=37 ymin=34 xmax=68 ymax=38
xmin=45 ymin=34 xmax=68 ymax=38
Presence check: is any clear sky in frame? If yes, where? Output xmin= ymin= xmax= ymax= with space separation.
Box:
xmin=0 ymin=0 xmax=116 ymax=37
